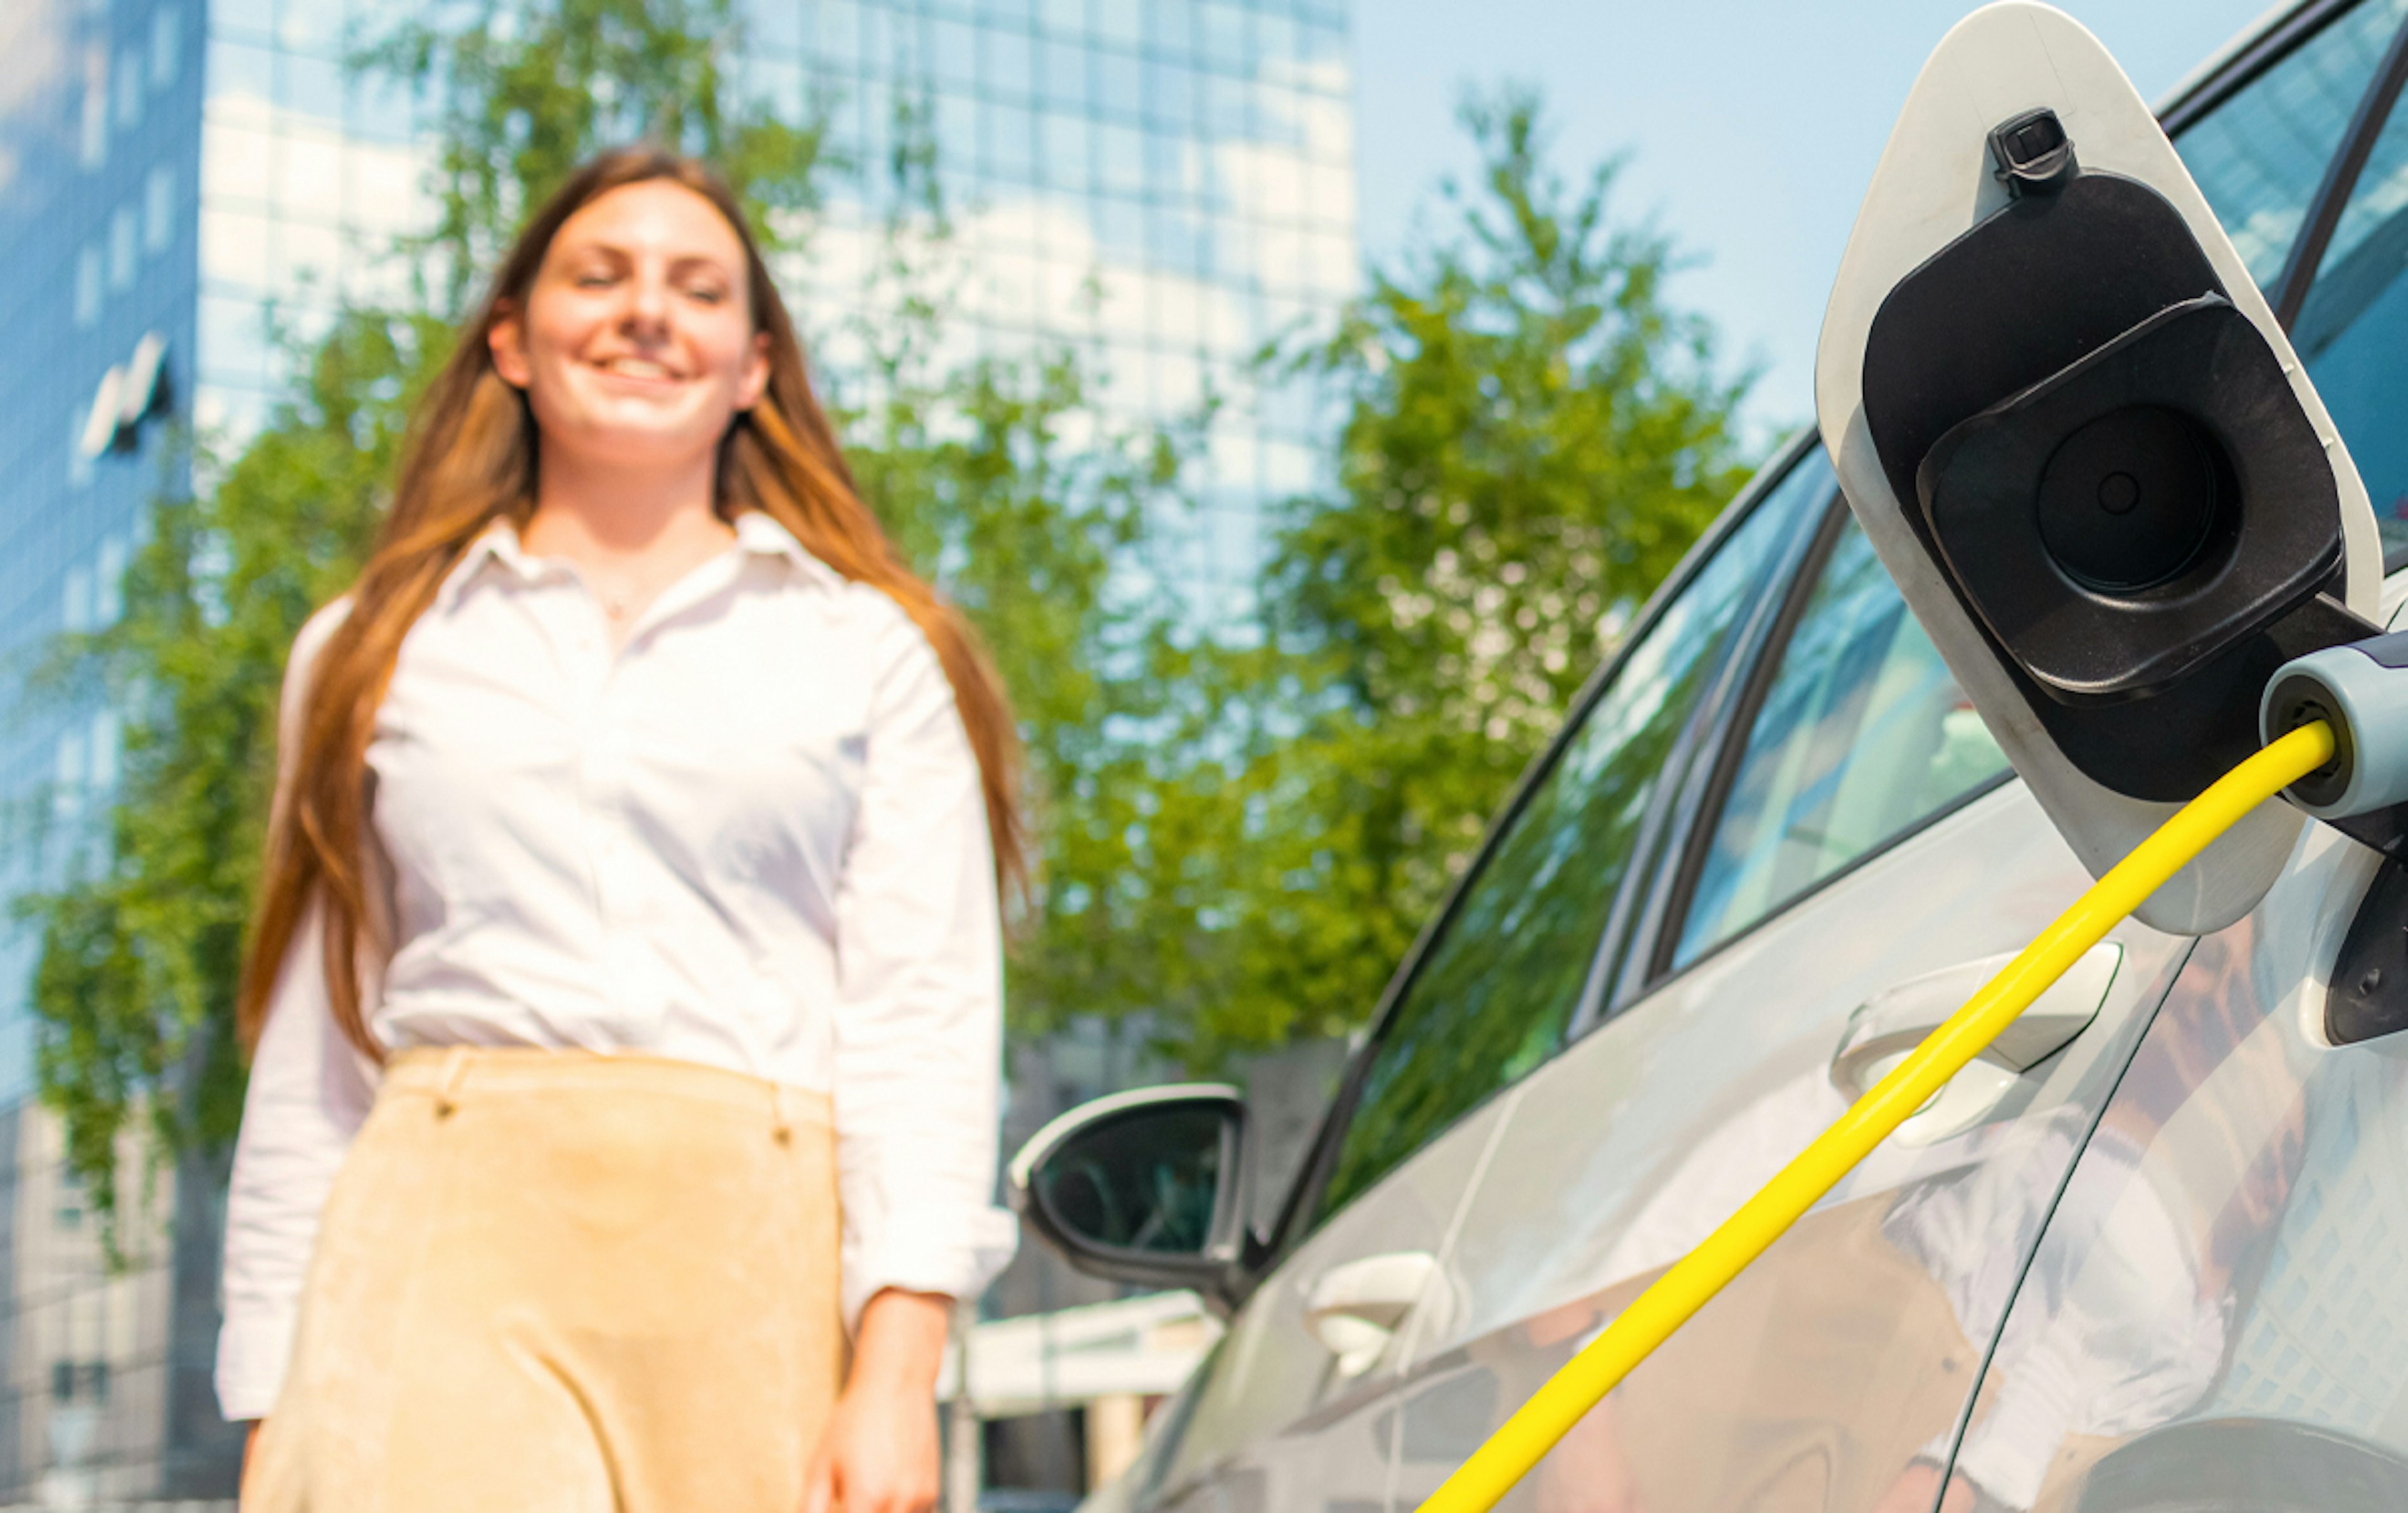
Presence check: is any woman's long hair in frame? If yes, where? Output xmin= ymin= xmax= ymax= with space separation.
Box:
xmin=237 ymin=147 xmax=1024 ymax=1060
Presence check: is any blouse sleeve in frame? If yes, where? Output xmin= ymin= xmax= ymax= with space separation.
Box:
xmin=214 ymin=601 xmax=380 ymax=1422
xmin=831 ymin=601 xmax=1018 ymax=1331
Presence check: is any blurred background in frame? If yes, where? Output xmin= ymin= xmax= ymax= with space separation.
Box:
xmin=0 ymin=0 xmax=2275 ymax=1506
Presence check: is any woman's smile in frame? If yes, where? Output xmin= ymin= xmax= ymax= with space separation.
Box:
xmin=591 ymin=354 xmax=682 ymax=384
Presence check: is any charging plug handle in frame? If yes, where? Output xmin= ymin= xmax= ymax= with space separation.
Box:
xmin=2262 ymin=632 xmax=2408 ymax=818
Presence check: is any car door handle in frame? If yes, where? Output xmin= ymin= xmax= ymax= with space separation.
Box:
xmin=1831 ymin=943 xmax=2121 ymax=1120
xmin=1302 ymin=1250 xmax=1439 ymax=1378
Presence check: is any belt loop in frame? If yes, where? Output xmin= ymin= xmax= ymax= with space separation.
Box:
xmin=434 ymin=1047 xmax=472 ymax=1120
xmin=771 ymin=1083 xmax=793 ymax=1147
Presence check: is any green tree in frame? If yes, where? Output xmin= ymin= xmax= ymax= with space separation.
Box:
xmin=1178 ymin=88 xmax=1763 ymax=1062
xmin=19 ymin=0 xmax=1186 ymax=1226
xmin=835 ymin=262 xmax=1211 ymax=1052
xmin=23 ymin=312 xmax=437 ymax=1223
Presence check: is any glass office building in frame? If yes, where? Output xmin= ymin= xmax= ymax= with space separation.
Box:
xmin=192 ymin=0 xmax=1358 ymax=598
xmin=0 ymin=0 xmax=1356 ymax=1499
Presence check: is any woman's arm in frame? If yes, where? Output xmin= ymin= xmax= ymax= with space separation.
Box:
xmin=826 ymin=603 xmax=1018 ymax=1337
xmin=220 ymin=601 xmax=379 ymax=1430
xmin=821 ymin=603 xmax=1018 ymax=1508
xmin=802 ymin=1288 xmax=952 ymax=1513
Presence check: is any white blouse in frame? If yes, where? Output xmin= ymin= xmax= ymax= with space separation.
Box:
xmin=214 ymin=509 xmax=1018 ymax=1421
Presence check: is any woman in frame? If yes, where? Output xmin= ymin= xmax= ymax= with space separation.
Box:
xmin=216 ymin=147 xmax=1020 ymax=1513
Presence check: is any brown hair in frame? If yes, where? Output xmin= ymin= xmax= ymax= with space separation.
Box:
xmin=237 ymin=146 xmax=1024 ymax=1059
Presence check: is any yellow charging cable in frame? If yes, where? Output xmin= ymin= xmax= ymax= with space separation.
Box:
xmin=1415 ymin=719 xmax=2338 ymax=1513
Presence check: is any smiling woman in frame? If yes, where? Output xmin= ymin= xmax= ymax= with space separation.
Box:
xmin=218 ymin=149 xmax=1023 ymax=1513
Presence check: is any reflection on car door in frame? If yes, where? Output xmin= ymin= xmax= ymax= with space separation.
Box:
xmin=1936 ymin=816 xmax=2408 ymax=1512
xmin=1388 ymin=500 xmax=2200 ymax=1512
xmin=1113 ymin=443 xmax=1830 ymax=1513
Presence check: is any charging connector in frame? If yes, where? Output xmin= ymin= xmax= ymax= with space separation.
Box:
xmin=2262 ymin=632 xmax=2408 ymax=821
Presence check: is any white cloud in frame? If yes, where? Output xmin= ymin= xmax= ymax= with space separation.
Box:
xmin=789 ymin=187 xmax=1264 ymax=424
xmin=198 ymin=90 xmax=438 ymax=306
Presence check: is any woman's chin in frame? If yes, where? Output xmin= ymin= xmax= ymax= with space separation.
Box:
xmin=545 ymin=411 xmax=730 ymax=473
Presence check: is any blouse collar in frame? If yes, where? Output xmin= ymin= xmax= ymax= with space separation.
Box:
xmin=434 ymin=509 xmax=844 ymax=612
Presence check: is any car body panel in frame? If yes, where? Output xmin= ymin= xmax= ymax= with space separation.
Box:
xmin=1940 ymin=821 xmax=2408 ymax=1510
xmin=1389 ymin=780 xmax=2194 ymax=1511
xmin=1136 ymin=1094 xmax=1519 ymax=1512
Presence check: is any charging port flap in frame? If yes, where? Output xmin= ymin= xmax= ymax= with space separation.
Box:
xmin=1815 ymin=1 xmax=2382 ymax=935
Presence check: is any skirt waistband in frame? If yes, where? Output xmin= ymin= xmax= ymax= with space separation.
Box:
xmin=383 ymin=1046 xmax=832 ymax=1129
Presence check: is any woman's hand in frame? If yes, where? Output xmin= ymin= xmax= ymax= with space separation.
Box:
xmin=241 ymin=1421 xmax=265 ymax=1499
xmin=803 ymin=1288 xmax=952 ymax=1513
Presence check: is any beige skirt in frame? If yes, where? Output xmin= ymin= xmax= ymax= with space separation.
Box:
xmin=242 ymin=1047 xmax=844 ymax=1513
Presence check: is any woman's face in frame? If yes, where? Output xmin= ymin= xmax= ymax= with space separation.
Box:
xmin=489 ymin=179 xmax=771 ymax=473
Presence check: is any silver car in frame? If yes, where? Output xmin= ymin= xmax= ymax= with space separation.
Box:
xmin=1014 ymin=2 xmax=2408 ymax=1509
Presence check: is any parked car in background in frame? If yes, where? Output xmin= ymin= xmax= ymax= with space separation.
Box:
xmin=1015 ymin=2 xmax=2408 ymax=1509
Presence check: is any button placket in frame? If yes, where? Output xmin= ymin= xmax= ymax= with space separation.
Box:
xmin=546 ymin=576 xmax=640 ymax=1033
xmin=595 ymin=642 xmax=680 ymax=1045
xmin=544 ymin=548 xmax=753 ymax=1049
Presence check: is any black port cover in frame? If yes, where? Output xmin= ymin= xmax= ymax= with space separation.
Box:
xmin=1864 ymin=171 xmax=2224 ymax=562
xmin=1917 ymin=293 xmax=2342 ymax=702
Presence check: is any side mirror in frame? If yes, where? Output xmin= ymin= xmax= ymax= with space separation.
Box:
xmin=1007 ymin=1084 xmax=1257 ymax=1310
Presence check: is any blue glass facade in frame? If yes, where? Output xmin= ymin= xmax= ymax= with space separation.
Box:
xmin=0 ymin=0 xmax=1356 ymax=1497
xmin=1 ymin=0 xmax=201 ymax=1099
xmin=774 ymin=0 xmax=1359 ymax=601
xmin=0 ymin=5 xmax=218 ymax=1488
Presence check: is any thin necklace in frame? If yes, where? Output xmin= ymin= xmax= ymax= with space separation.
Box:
xmin=595 ymin=540 xmax=724 ymax=621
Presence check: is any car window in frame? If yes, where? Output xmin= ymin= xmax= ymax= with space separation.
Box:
xmin=2176 ymin=0 xmax=2408 ymax=288
xmin=1309 ymin=450 xmax=1832 ymax=1227
xmin=1669 ymin=510 xmax=2010 ymax=971
xmin=2288 ymin=52 xmax=2408 ymax=561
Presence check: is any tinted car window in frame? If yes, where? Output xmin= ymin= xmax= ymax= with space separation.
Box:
xmin=1311 ymin=451 xmax=1830 ymax=1226
xmin=1671 ymin=511 xmax=2009 ymax=969
xmin=2291 ymin=61 xmax=2408 ymax=557
xmin=2176 ymin=0 xmax=2408 ymax=287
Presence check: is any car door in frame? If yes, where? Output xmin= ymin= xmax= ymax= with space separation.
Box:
xmin=1104 ymin=439 xmax=1835 ymax=1513
xmin=1933 ymin=8 xmax=2408 ymax=1506
xmin=1385 ymin=483 xmax=2204 ymax=1513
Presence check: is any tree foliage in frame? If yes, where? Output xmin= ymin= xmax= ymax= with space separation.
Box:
xmin=23 ymin=313 xmax=435 ymax=1225
xmin=1167 ymin=89 xmax=1761 ymax=1062
xmin=836 ymin=280 xmax=1208 ymax=1053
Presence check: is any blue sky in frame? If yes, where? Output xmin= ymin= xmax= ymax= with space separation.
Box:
xmin=1351 ymin=0 xmax=2282 ymax=441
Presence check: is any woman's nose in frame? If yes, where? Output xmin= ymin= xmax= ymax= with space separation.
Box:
xmin=621 ymin=273 xmax=671 ymax=332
